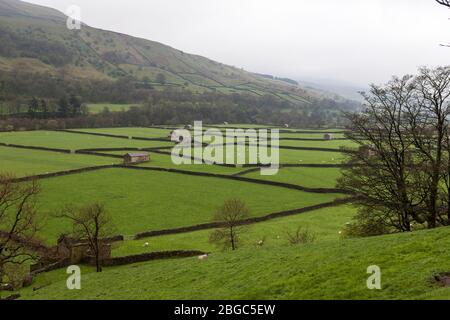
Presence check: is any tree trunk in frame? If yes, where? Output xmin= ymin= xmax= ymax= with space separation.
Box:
xmin=96 ymin=251 xmax=102 ymax=273
xmin=230 ymin=227 xmax=235 ymax=251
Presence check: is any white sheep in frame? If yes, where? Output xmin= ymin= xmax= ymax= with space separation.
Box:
xmin=257 ymin=240 xmax=264 ymax=247
xmin=198 ymin=254 xmax=208 ymax=260
xmin=143 ymin=242 xmax=149 ymax=247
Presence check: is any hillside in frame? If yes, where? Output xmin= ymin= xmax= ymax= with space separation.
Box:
xmin=0 ymin=0 xmax=318 ymax=105
xmin=19 ymin=225 xmax=450 ymax=300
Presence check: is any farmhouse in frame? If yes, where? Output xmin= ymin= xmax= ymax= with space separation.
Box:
xmin=123 ymin=152 xmax=150 ymax=165
xmin=324 ymin=133 xmax=334 ymax=140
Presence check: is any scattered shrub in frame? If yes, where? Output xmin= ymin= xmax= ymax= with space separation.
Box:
xmin=285 ymin=226 xmax=316 ymax=245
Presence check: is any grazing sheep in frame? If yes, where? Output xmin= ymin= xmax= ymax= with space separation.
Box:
xmin=257 ymin=240 xmax=265 ymax=247
xmin=143 ymin=242 xmax=149 ymax=247
xmin=198 ymin=254 xmax=208 ymax=260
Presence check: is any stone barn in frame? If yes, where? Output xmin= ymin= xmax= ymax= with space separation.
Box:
xmin=123 ymin=152 xmax=150 ymax=165
xmin=56 ymin=235 xmax=111 ymax=265
xmin=324 ymin=133 xmax=334 ymax=140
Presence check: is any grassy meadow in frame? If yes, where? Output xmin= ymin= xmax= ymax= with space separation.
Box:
xmin=86 ymin=103 xmax=142 ymax=114
xmin=0 ymin=131 xmax=172 ymax=150
xmin=0 ymin=146 xmax=119 ymax=177
xmin=19 ymin=225 xmax=450 ymax=300
xmin=36 ymin=168 xmax=344 ymax=243
xmin=73 ymin=127 xmax=172 ymax=139
xmin=242 ymin=166 xmax=342 ymax=188
xmin=3 ymin=125 xmax=444 ymax=300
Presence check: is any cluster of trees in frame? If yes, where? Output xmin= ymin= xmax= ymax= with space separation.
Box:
xmin=340 ymin=66 xmax=450 ymax=236
xmin=0 ymin=174 xmax=114 ymax=294
xmin=139 ymin=89 xmax=355 ymax=127
xmin=0 ymin=87 xmax=356 ymax=130
xmin=0 ymin=174 xmax=40 ymax=292
xmin=0 ymin=71 xmax=148 ymax=105
xmin=25 ymin=94 xmax=85 ymax=118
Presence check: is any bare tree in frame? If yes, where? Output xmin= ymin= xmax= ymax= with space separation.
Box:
xmin=339 ymin=75 xmax=420 ymax=232
xmin=58 ymin=203 xmax=114 ymax=272
xmin=209 ymin=199 xmax=250 ymax=251
xmin=436 ymin=1 xmax=450 ymax=46
xmin=0 ymin=174 xmax=40 ymax=288
xmin=436 ymin=0 xmax=450 ymax=8
xmin=403 ymin=66 xmax=450 ymax=228
xmin=340 ymin=66 xmax=450 ymax=233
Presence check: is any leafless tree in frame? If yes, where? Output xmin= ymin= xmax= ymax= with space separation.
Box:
xmin=436 ymin=0 xmax=450 ymax=8
xmin=340 ymin=66 xmax=450 ymax=233
xmin=403 ymin=66 xmax=450 ymax=228
xmin=58 ymin=203 xmax=114 ymax=272
xmin=209 ymin=199 xmax=250 ymax=251
xmin=0 ymin=174 xmax=41 ymax=287
xmin=339 ymin=75 xmax=420 ymax=232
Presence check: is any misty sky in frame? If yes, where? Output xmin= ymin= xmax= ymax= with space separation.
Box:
xmin=25 ymin=0 xmax=450 ymax=86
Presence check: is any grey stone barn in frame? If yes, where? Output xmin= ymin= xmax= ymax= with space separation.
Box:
xmin=124 ymin=152 xmax=150 ymax=165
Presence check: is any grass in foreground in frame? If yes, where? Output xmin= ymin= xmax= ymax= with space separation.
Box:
xmin=20 ymin=225 xmax=450 ymax=300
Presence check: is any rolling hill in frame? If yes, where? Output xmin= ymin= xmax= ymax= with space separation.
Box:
xmin=0 ymin=0 xmax=321 ymax=105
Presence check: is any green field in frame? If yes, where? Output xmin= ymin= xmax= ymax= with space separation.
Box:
xmin=170 ymin=145 xmax=347 ymax=165
xmin=0 ymin=146 xmax=119 ymax=177
xmin=19 ymin=225 xmax=450 ymax=300
xmin=279 ymin=133 xmax=347 ymax=139
xmin=279 ymin=139 xmax=356 ymax=149
xmin=242 ymin=166 xmax=342 ymax=188
xmin=36 ymin=168 xmax=345 ymax=243
xmin=73 ymin=127 xmax=172 ymax=139
xmin=112 ymin=204 xmax=356 ymax=256
xmin=6 ymin=125 xmax=430 ymax=301
xmin=86 ymin=104 xmax=142 ymax=114
xmin=0 ymin=131 xmax=172 ymax=150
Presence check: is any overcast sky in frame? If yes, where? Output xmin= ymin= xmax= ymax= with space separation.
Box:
xmin=25 ymin=0 xmax=450 ymax=86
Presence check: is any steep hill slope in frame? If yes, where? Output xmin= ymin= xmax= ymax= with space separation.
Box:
xmin=0 ymin=0 xmax=316 ymax=105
